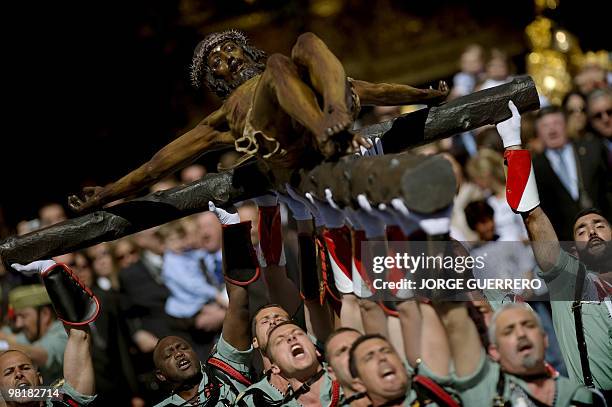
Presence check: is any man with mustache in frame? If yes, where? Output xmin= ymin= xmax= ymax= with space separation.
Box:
xmin=495 ymin=100 xmax=612 ymax=397
xmin=435 ymin=301 xmax=596 ymax=406
xmin=68 ymin=30 xmax=449 ymax=213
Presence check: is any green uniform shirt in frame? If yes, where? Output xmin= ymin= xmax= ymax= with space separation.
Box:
xmin=401 ymin=361 xmax=459 ymax=407
xmin=14 ymin=320 xmax=67 ymax=384
xmin=537 ymin=250 xmax=612 ymax=390
xmin=46 ymin=380 xmax=97 ymax=406
xmin=236 ymin=365 xmax=338 ymax=407
xmin=452 ymin=349 xmax=593 ymax=406
xmin=155 ymin=335 xmax=253 ymax=407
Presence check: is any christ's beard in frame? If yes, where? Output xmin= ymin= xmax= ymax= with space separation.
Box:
xmin=230 ymin=65 xmax=263 ymax=89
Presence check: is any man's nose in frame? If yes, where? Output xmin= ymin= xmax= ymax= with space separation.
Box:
xmin=375 ymin=351 xmax=388 ymax=362
xmin=515 ymin=325 xmax=527 ymax=338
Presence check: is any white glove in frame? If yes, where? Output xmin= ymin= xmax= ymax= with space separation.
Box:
xmin=390 ymin=199 xmax=452 ymax=236
xmin=12 ymin=259 xmax=56 ymax=276
xmin=208 ymin=201 xmax=240 ymax=225
xmin=496 ymin=100 xmax=522 ymax=148
xmin=359 ymin=137 xmax=384 ymax=156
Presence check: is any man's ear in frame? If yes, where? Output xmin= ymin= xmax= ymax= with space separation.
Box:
xmin=351 ymin=376 xmax=367 ymax=394
xmin=488 ymin=344 xmax=500 ymax=362
xmin=326 ymin=365 xmax=337 ymax=381
xmin=155 ymin=369 xmax=167 ymax=383
xmin=252 ymin=337 xmax=259 ymax=349
xmin=37 ymin=372 xmax=43 ymax=385
xmin=270 ymin=363 xmax=281 ymax=376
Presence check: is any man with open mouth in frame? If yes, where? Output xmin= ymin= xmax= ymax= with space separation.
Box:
xmin=347 ymin=328 xmax=459 ymax=407
xmin=0 ymin=260 xmax=99 ymax=406
xmin=493 ymin=99 xmax=612 ymax=397
xmin=260 ymin=321 xmax=334 ymax=407
xmin=151 ymin=201 xmax=257 ymax=407
xmin=434 ymin=301 xmax=600 ymax=406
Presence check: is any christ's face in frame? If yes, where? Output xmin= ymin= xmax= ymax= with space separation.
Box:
xmin=207 ymin=41 xmax=253 ymax=86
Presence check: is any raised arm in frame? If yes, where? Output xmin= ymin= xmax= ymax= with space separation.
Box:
xmin=351 ymin=79 xmax=449 ymax=106
xmin=209 ymin=202 xmax=254 ymax=351
xmin=68 ymin=109 xmax=234 ymax=212
xmin=9 ymin=260 xmax=99 ymax=395
xmin=434 ymin=302 xmax=482 ymax=378
xmin=496 ymin=102 xmax=560 ymax=272
xmin=63 ymin=326 xmax=94 ymax=396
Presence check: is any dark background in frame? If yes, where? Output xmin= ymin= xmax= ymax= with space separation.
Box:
xmin=1 ymin=0 xmax=607 ymax=230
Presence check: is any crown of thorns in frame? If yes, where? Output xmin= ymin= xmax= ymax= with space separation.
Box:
xmin=190 ymin=29 xmax=251 ymax=88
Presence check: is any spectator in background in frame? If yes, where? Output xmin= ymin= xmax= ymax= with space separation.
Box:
xmin=87 ymin=242 xmax=120 ymax=291
xmin=196 ymin=212 xmax=224 ymax=287
xmin=113 ymin=237 xmax=141 ymax=270
xmin=477 ymin=48 xmax=512 ymax=91
xmin=180 ymin=163 xmax=207 ymax=183
xmin=0 ymin=285 xmax=67 ymax=384
xmin=574 ymin=64 xmax=608 ymax=96
xmin=562 ymin=91 xmax=589 ymax=140
xmin=237 ymin=201 xmax=260 ymax=245
xmin=178 ymin=214 xmax=201 ymax=250
xmin=449 ymin=44 xmax=485 ymax=99
xmin=38 ymin=202 xmax=67 ymax=228
xmin=157 ymin=221 xmax=226 ymax=359
xmin=586 ymin=88 xmax=612 ymax=166
xmin=532 ymin=106 xmax=611 ymax=240
xmin=466 ymin=149 xmax=527 ymax=241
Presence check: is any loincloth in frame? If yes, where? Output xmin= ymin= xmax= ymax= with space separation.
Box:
xmin=231 ymin=78 xmax=361 ymax=167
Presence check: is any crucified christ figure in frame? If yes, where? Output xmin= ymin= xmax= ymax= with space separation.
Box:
xmin=68 ymin=30 xmax=449 ymax=213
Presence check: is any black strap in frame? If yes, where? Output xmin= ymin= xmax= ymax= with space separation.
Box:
xmin=493 ymin=370 xmax=508 ymax=407
xmin=572 ymin=262 xmax=595 ymax=388
xmin=236 ymin=368 xmax=326 ymax=406
xmin=341 ymin=391 xmax=366 ymax=405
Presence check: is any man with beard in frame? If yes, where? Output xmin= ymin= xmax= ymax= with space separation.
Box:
xmin=435 ymin=302 xmax=596 ymax=406
xmin=495 ymin=100 xmax=612 ymax=396
xmin=67 ymin=30 xmax=449 ymax=213
xmin=152 ymin=201 xmax=256 ymax=406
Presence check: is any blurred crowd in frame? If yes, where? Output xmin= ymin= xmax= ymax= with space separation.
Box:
xmin=0 ymin=44 xmax=610 ymax=406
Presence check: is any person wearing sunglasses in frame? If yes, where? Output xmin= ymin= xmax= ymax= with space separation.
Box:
xmin=586 ymin=88 xmax=612 ymax=169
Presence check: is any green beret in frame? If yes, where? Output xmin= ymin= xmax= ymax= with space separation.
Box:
xmin=9 ymin=285 xmax=51 ymax=311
